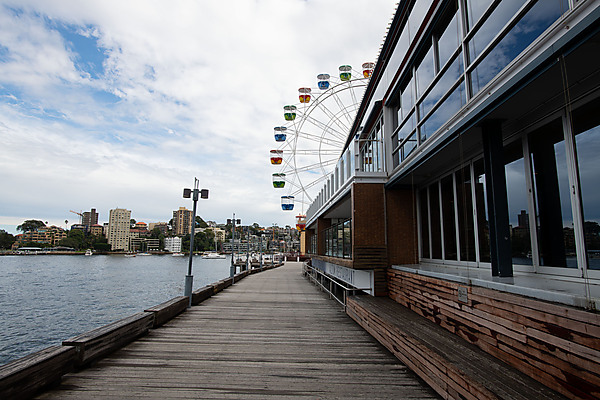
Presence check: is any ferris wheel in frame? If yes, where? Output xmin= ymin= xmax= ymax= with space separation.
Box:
xmin=270 ymin=63 xmax=374 ymax=216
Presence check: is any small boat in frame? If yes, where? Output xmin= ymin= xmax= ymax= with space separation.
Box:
xmin=172 ymin=252 xmax=185 ymax=257
xmin=124 ymin=252 xmax=136 ymax=257
xmin=201 ymin=251 xmax=226 ymax=259
xmin=84 ymin=249 xmax=93 ymax=256
xmin=137 ymin=252 xmax=151 ymax=256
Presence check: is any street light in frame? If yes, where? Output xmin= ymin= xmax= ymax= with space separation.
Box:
xmin=183 ymin=178 xmax=209 ymax=308
xmin=227 ymin=214 xmax=241 ymax=280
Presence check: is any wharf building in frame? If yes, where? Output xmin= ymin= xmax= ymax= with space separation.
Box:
xmin=304 ymin=0 xmax=600 ymax=398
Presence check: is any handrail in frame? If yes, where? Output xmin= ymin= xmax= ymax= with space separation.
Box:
xmin=302 ymin=263 xmax=371 ymax=310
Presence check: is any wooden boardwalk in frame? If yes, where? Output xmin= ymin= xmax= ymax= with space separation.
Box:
xmin=36 ymin=262 xmax=439 ymax=399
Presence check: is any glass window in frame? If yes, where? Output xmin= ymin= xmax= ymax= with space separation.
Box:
xmin=504 ymin=141 xmax=532 ymax=265
xmin=575 ymin=125 xmax=600 ymax=269
xmin=420 ymin=79 xmax=466 ymax=142
xmin=529 ymin=122 xmax=573 ymax=268
xmin=402 ymin=132 xmax=418 ymax=161
xmin=401 ymin=76 xmax=415 ymax=120
xmin=416 ymin=45 xmax=435 ymax=99
xmin=337 ymin=223 xmax=344 ymax=258
xmin=343 ymin=219 xmax=352 ymax=259
xmin=419 ymin=55 xmax=464 ymax=118
xmin=468 ymin=1 xmax=526 ymax=64
xmin=457 ymin=166 xmax=476 ymax=261
xmin=420 ymin=188 xmax=430 ymax=258
xmin=408 ymin=0 xmax=434 ymax=42
xmin=437 ymin=4 xmax=460 ymax=69
xmin=474 ymin=159 xmax=491 ymax=263
xmin=441 ymin=174 xmax=458 ymax=260
xmin=470 ymin=0 xmax=568 ymax=95
xmin=465 ymin=0 xmax=493 ymax=31
xmin=430 ymin=182 xmax=442 ymax=259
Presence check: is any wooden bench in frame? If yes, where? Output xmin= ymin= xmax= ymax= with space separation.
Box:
xmin=63 ymin=311 xmax=154 ymax=366
xmin=212 ymin=277 xmax=233 ymax=294
xmin=145 ymin=296 xmax=189 ymax=328
xmin=346 ymin=295 xmax=567 ymax=400
xmin=191 ymin=285 xmax=213 ymax=306
xmin=0 ymin=346 xmax=76 ymax=400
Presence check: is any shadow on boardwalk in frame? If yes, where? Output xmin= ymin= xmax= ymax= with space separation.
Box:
xmin=37 ymin=262 xmax=439 ymax=399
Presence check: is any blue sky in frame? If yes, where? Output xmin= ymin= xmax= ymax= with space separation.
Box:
xmin=0 ymin=0 xmax=396 ymax=234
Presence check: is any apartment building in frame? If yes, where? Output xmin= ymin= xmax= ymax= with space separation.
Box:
xmin=107 ymin=208 xmax=131 ymax=251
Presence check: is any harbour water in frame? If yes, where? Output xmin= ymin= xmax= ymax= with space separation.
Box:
xmin=0 ymin=254 xmax=231 ymax=365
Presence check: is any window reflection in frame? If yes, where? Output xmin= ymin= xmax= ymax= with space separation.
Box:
xmin=470 ymin=0 xmax=567 ymax=95
xmin=420 ymin=188 xmax=430 ymax=258
xmin=441 ymin=174 xmax=458 ymax=260
xmin=529 ymin=122 xmax=572 ymax=268
xmin=437 ymin=4 xmax=460 ymax=69
xmin=416 ymin=45 xmax=435 ymax=98
xmin=408 ymin=0 xmax=433 ymax=42
xmin=474 ymin=160 xmax=491 ymax=263
xmin=401 ymin=76 xmax=414 ymax=120
xmin=468 ymin=1 xmax=526 ymax=64
xmin=430 ymin=182 xmax=442 ymax=259
xmin=576 ymin=125 xmax=600 ymax=269
xmin=420 ymin=80 xmax=466 ymax=142
xmin=465 ymin=0 xmax=493 ymax=31
xmin=504 ymin=142 xmax=532 ymax=265
xmin=419 ymin=55 xmax=463 ymax=118
xmin=457 ymin=166 xmax=476 ymax=261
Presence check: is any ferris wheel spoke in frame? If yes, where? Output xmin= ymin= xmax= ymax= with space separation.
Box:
xmin=291 ymin=129 xmax=345 ymax=147
xmin=292 ymin=158 xmax=337 ymax=174
xmin=296 ymin=110 xmax=349 ymax=141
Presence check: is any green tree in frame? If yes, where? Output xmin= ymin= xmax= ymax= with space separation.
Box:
xmin=16 ymin=220 xmax=46 ymax=232
xmin=0 ymin=229 xmax=15 ymax=249
xmin=195 ymin=216 xmax=208 ymax=229
xmin=59 ymin=229 xmax=89 ymax=250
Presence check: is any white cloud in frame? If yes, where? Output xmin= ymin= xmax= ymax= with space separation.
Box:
xmin=0 ymin=0 xmax=397 ymax=233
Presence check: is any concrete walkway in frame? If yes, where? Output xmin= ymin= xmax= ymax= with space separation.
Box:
xmin=37 ymin=262 xmax=439 ymax=399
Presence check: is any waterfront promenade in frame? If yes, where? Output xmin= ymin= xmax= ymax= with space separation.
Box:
xmin=36 ymin=262 xmax=439 ymax=399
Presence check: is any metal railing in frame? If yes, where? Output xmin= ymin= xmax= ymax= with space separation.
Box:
xmin=302 ymin=262 xmax=371 ymax=310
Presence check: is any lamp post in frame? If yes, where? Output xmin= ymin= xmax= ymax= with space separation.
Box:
xmin=227 ymin=214 xmax=241 ymax=280
xmin=183 ymin=178 xmax=209 ymax=308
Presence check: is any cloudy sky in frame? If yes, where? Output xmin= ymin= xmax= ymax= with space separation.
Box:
xmin=0 ymin=0 xmax=397 ymax=233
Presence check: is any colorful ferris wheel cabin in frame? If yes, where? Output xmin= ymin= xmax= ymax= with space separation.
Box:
xmin=298 ymin=87 xmax=311 ymax=103
xmin=274 ymin=126 xmax=287 ymax=142
xmin=270 ymin=149 xmax=283 ymax=165
xmin=272 ymin=173 xmax=286 ymax=188
xmin=295 ymin=214 xmax=306 ymax=231
xmin=284 ymin=105 xmax=297 ymax=121
xmin=362 ymin=62 xmax=375 ymax=78
xmin=281 ymin=196 xmax=295 ymax=211
xmin=317 ymin=73 xmax=330 ymax=90
xmin=339 ymin=65 xmax=352 ymax=81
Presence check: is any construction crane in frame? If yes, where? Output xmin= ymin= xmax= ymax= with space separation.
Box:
xmin=69 ymin=210 xmax=83 ymax=224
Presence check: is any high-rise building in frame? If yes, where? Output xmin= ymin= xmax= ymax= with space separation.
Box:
xmin=107 ymin=208 xmax=131 ymax=251
xmin=172 ymin=207 xmax=192 ymax=236
xmin=82 ymin=208 xmax=98 ymax=231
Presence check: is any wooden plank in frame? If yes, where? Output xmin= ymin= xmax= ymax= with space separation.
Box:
xmin=36 ymin=263 xmax=439 ymax=400
xmin=63 ymin=312 xmax=154 ymax=366
xmin=346 ymin=295 xmax=568 ymax=400
xmin=190 ymin=285 xmax=213 ymax=306
xmin=0 ymin=346 xmax=76 ymax=400
xmin=144 ymin=296 xmax=189 ymax=328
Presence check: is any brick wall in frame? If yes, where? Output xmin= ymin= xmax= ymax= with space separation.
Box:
xmin=386 ymin=186 xmax=418 ymax=265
